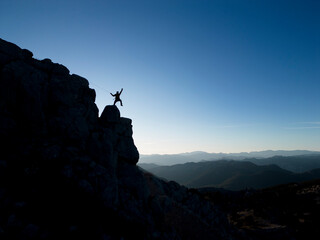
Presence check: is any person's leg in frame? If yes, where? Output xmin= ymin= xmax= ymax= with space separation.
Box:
xmin=120 ymin=100 xmax=123 ymax=106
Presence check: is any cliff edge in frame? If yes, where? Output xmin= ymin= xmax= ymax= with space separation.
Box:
xmin=0 ymin=38 xmax=238 ymax=240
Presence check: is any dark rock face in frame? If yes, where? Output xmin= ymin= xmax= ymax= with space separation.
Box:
xmin=99 ymin=105 xmax=139 ymax=165
xmin=100 ymin=105 xmax=120 ymax=124
xmin=0 ymin=38 xmax=238 ymax=239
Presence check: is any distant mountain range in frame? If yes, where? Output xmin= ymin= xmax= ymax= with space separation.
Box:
xmin=139 ymin=158 xmax=320 ymax=190
xmin=240 ymin=154 xmax=320 ymax=173
xmin=140 ymin=150 xmax=320 ymax=165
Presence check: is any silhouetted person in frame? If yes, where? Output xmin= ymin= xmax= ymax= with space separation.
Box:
xmin=110 ymin=88 xmax=123 ymax=106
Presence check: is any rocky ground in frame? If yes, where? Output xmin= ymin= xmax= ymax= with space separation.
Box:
xmin=199 ymin=179 xmax=320 ymax=240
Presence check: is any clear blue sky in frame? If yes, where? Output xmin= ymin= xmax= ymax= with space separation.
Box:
xmin=1 ymin=0 xmax=319 ymax=154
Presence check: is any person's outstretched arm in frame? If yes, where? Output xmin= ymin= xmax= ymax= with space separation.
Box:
xmin=120 ymin=88 xmax=123 ymax=94
xmin=110 ymin=93 xmax=115 ymax=97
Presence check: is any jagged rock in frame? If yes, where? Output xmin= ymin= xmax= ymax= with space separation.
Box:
xmin=117 ymin=136 xmax=139 ymax=165
xmin=34 ymin=58 xmax=70 ymax=75
xmin=115 ymin=117 xmax=133 ymax=136
xmin=0 ymin=39 xmax=32 ymax=63
xmin=99 ymin=105 xmax=139 ymax=165
xmin=118 ymin=161 xmax=150 ymax=202
xmin=100 ymin=105 xmax=120 ymax=124
xmin=21 ymin=49 xmax=33 ymax=59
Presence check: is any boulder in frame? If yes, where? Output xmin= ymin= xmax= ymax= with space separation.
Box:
xmin=99 ymin=105 xmax=120 ymax=125
xmin=0 ymin=38 xmax=25 ymax=60
xmin=34 ymin=58 xmax=70 ymax=75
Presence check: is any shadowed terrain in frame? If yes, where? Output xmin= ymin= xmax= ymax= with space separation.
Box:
xmin=199 ymin=179 xmax=320 ymax=240
xmin=140 ymin=160 xmax=320 ymax=190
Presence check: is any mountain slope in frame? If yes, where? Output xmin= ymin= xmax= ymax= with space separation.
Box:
xmin=0 ymin=38 xmax=239 ymax=240
xmin=200 ymin=179 xmax=320 ymax=240
xmin=142 ymin=160 xmax=320 ymax=190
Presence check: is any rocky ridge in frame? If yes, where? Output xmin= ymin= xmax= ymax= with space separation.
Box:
xmin=0 ymin=38 xmax=238 ymax=239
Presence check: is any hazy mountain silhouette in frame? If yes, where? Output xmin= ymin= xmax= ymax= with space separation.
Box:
xmin=140 ymin=160 xmax=320 ymax=190
xmin=240 ymin=154 xmax=320 ymax=173
xmin=140 ymin=150 xmax=320 ymax=165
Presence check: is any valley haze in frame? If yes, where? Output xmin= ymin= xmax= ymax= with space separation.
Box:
xmin=139 ymin=152 xmax=320 ymax=191
xmin=140 ymin=150 xmax=320 ymax=165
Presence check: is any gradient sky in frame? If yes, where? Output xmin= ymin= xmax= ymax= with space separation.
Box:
xmin=1 ymin=0 xmax=319 ymax=154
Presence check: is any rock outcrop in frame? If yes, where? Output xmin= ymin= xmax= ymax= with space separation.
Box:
xmin=0 ymin=38 xmax=239 ymax=239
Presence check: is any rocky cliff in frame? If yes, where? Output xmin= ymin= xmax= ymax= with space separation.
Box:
xmin=0 ymin=38 xmax=238 ymax=240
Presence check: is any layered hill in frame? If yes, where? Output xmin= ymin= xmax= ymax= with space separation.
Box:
xmin=140 ymin=150 xmax=320 ymax=165
xmin=0 ymin=38 xmax=238 ymax=239
xmin=140 ymin=160 xmax=320 ymax=190
xmin=241 ymin=155 xmax=320 ymax=173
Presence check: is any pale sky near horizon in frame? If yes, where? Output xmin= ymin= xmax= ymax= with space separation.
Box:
xmin=1 ymin=0 xmax=319 ymax=154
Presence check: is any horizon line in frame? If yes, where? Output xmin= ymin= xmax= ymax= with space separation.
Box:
xmin=140 ymin=149 xmax=320 ymax=156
